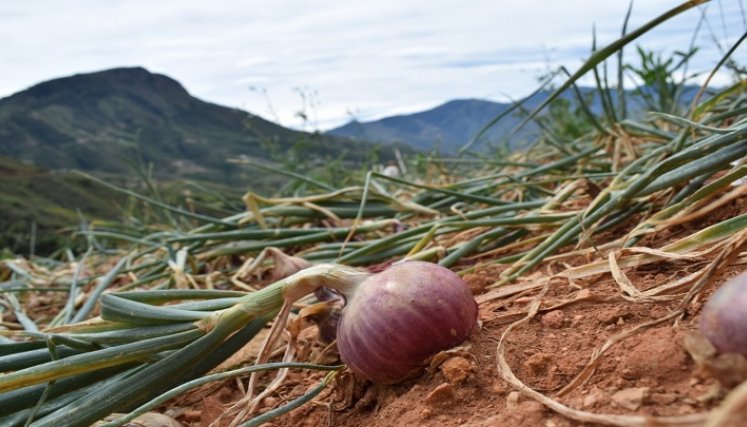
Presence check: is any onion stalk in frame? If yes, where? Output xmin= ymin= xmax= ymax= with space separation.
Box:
xmin=0 ymin=261 xmax=477 ymax=426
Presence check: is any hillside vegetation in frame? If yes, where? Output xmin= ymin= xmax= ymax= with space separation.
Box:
xmin=0 ymin=67 xmax=394 ymax=184
xmin=0 ymin=156 xmax=126 ymax=255
xmin=0 ymin=67 xmax=404 ymax=253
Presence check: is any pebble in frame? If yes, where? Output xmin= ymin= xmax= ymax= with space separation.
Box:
xmin=440 ymin=356 xmax=473 ymax=384
xmin=506 ymin=391 xmax=521 ymax=409
xmin=611 ymin=387 xmax=649 ymax=411
xmin=582 ymin=387 xmax=606 ymax=408
xmin=425 ymin=383 xmax=455 ymax=406
xmin=523 ymin=352 xmax=554 ymax=376
xmin=541 ymin=310 xmax=565 ymax=329
xmin=570 ymin=314 xmax=585 ymax=327
xmin=582 ymin=394 xmax=598 ymax=408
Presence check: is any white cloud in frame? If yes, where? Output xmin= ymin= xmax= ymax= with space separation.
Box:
xmin=0 ymin=0 xmax=744 ymax=130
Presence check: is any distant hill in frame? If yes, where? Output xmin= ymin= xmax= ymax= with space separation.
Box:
xmin=327 ymin=86 xmax=704 ymax=152
xmin=0 ymin=67 xmax=390 ymax=186
xmin=0 ymin=156 xmax=125 ymax=254
xmin=0 ymin=154 xmax=248 ymax=255
xmin=329 ymin=99 xmax=538 ymax=152
xmin=0 ymin=67 xmax=407 ymax=254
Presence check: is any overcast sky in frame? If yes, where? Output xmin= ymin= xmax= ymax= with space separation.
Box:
xmin=1 ymin=0 xmax=745 ymax=130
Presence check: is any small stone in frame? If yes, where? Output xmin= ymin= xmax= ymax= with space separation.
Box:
xmin=611 ymin=387 xmax=649 ymax=411
xmin=425 ymin=383 xmax=455 ymax=406
xmin=599 ymin=309 xmax=629 ymax=324
xmin=571 ymin=315 xmax=585 ymax=327
xmin=541 ymin=310 xmax=565 ymax=329
xmin=582 ymin=394 xmax=598 ymax=408
xmin=683 ymin=332 xmax=717 ymax=364
xmin=440 ymin=356 xmax=473 ymax=384
xmin=420 ymin=408 xmax=432 ymax=419
xmin=523 ymin=352 xmax=554 ymax=376
xmin=582 ymin=387 xmax=607 ymax=408
xmin=568 ymin=396 xmax=583 ymax=408
xmin=506 ymin=391 xmax=521 ymax=409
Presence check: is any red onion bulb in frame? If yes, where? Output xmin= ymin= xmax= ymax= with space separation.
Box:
xmin=699 ymin=271 xmax=747 ymax=357
xmin=336 ymin=261 xmax=478 ymax=384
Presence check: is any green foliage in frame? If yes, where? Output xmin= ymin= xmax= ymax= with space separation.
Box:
xmin=626 ymin=46 xmax=699 ymax=114
xmin=539 ymin=95 xmax=597 ymax=142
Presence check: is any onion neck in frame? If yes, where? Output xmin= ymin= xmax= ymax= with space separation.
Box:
xmin=281 ymin=263 xmax=369 ymax=302
xmin=200 ymin=264 xmax=367 ymax=333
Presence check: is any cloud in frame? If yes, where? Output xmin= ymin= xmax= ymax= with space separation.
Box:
xmin=0 ymin=0 xmax=744 ymax=130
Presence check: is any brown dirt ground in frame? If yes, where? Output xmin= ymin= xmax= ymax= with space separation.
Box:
xmin=162 ymin=196 xmax=747 ymax=426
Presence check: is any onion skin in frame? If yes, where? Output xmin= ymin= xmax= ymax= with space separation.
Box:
xmin=268 ymin=248 xmax=312 ymax=281
xmin=312 ymin=287 xmax=344 ymax=343
xmin=699 ymin=271 xmax=747 ymax=357
xmin=336 ymin=261 xmax=478 ymax=384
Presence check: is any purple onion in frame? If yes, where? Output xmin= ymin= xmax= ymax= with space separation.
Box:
xmin=700 ymin=271 xmax=747 ymax=357
xmin=336 ymin=261 xmax=478 ymax=384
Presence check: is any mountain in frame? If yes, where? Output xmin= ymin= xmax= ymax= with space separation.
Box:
xmin=0 ymin=67 xmax=406 ymax=254
xmin=0 ymin=67 xmax=388 ymax=186
xmin=329 ymin=98 xmax=538 ymax=152
xmin=327 ymin=86 xmax=704 ymax=152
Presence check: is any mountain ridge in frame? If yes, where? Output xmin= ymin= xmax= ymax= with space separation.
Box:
xmin=0 ymin=66 xmax=390 ymax=185
xmin=327 ymin=86 xmax=704 ymax=152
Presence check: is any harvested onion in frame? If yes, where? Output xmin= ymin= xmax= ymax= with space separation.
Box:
xmin=699 ymin=271 xmax=747 ymax=357
xmin=334 ymin=261 xmax=478 ymax=384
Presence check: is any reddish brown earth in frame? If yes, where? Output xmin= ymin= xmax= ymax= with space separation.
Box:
xmin=160 ymin=197 xmax=747 ymax=426
xmin=172 ymin=268 xmax=745 ymax=427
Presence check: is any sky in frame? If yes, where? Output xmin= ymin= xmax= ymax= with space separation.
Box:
xmin=1 ymin=0 xmax=745 ymax=130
